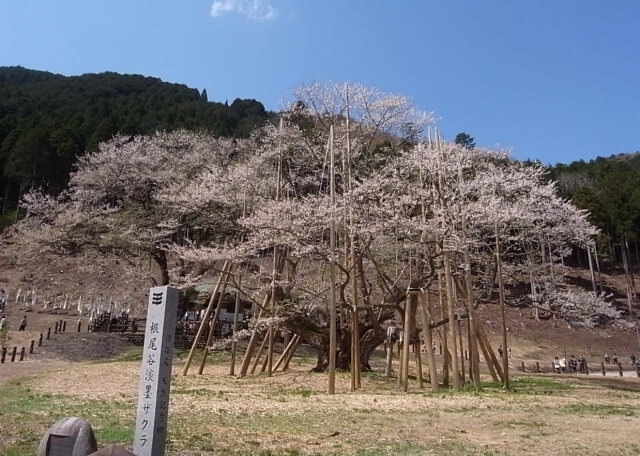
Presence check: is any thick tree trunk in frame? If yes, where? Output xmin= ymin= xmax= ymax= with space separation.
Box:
xmin=312 ymin=324 xmax=384 ymax=372
xmin=151 ymin=250 xmax=170 ymax=286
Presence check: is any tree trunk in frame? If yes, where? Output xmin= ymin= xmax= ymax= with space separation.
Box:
xmin=312 ymin=325 xmax=383 ymax=373
xmin=151 ymin=250 xmax=170 ymax=286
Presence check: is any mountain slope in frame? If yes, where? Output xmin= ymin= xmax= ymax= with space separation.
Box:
xmin=0 ymin=66 xmax=270 ymax=202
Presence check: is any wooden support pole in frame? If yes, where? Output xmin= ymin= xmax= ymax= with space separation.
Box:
xmin=62 ymin=321 xmax=66 ymax=332
xmin=238 ymin=303 xmax=267 ymax=378
xmin=29 ymin=340 xmax=34 ymax=354
xmin=350 ymin=232 xmax=361 ymax=390
xmin=251 ymin=334 xmax=268 ymax=375
xmin=457 ymin=317 xmax=465 ymax=384
xmin=476 ymin=329 xmax=499 ymax=382
xmin=464 ymin=256 xmax=481 ymax=390
xmin=1 ymin=347 xmax=6 ymax=363
xmin=601 ymin=362 xmax=606 ymax=376
xmin=54 ymin=322 xmax=58 ymax=334
xmin=401 ymin=292 xmax=415 ymax=392
xmin=536 ymin=361 xmax=541 ymax=373
xmin=19 ymin=347 xmax=25 ymax=361
xmin=415 ymin=343 xmax=423 ymax=388
xmin=351 ymin=309 xmax=357 ymax=392
xmin=438 ymin=272 xmax=449 ymax=387
xmin=419 ymin=290 xmax=439 ymax=392
xmin=397 ymin=341 xmax=404 ymax=388
xmin=354 ymin=310 xmax=361 ymax=389
xmin=275 ymin=334 xmax=299 ymax=371
xmin=38 ymin=333 xmax=43 ymax=347
xmin=443 ymin=254 xmax=460 ymax=390
xmin=385 ymin=338 xmax=394 ymax=377
xmin=587 ymin=245 xmax=598 ymax=293
xmin=182 ymin=261 xmax=231 ymax=376
xmin=618 ymin=362 xmax=623 ymax=377
xmin=261 ymin=329 xmax=274 ymax=373
xmin=11 ymin=346 xmax=17 ymax=362
xmin=266 ymin=249 xmax=278 ymax=378
xmin=198 ymin=265 xmax=232 ymax=375
xmin=495 ymin=223 xmax=510 ymax=389
xmin=77 ymin=320 xmax=82 ymax=333
xmin=229 ymin=291 xmax=241 ymax=376
xmin=476 ymin=324 xmax=504 ymax=381
xmin=282 ymin=335 xmax=299 ymax=371
xmin=327 ymin=128 xmax=338 ymax=392
xmin=46 ymin=328 xmax=51 ymax=340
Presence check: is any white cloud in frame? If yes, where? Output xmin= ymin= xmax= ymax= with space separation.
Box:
xmin=211 ymin=0 xmax=277 ymax=21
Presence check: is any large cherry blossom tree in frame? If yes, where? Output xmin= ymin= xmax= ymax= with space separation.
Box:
xmin=11 ymin=82 xmax=616 ymax=384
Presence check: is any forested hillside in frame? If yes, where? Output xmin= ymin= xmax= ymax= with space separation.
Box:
xmin=548 ymin=152 xmax=640 ymax=260
xmin=0 ymin=66 xmax=270 ymax=210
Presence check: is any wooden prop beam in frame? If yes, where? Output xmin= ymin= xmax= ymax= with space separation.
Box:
xmin=198 ymin=265 xmax=232 ymax=375
xmin=419 ymin=290 xmax=439 ymax=392
xmin=182 ymin=260 xmax=230 ymax=376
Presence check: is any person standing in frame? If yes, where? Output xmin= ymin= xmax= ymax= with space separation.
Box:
xmin=0 ymin=315 xmax=8 ymax=348
xmin=18 ymin=315 xmax=27 ymax=331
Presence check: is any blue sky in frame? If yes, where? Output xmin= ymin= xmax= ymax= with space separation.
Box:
xmin=1 ymin=0 xmax=638 ymax=164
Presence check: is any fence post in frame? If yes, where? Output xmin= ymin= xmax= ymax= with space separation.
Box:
xmin=38 ymin=333 xmax=43 ymax=346
xmin=536 ymin=361 xmax=541 ymax=373
xmin=618 ymin=363 xmax=623 ymax=377
xmin=47 ymin=328 xmax=51 ymax=340
xmin=54 ymin=322 xmax=58 ymax=334
xmin=19 ymin=347 xmax=25 ymax=361
xmin=10 ymin=347 xmax=17 ymax=362
xmin=601 ymin=362 xmax=606 ymax=376
xmin=1 ymin=347 xmax=6 ymax=363
xmin=521 ymin=361 xmax=526 ymax=372
xmin=30 ymin=340 xmax=35 ymax=354
xmin=77 ymin=320 xmax=82 ymax=332
xmin=62 ymin=321 xmax=67 ymax=332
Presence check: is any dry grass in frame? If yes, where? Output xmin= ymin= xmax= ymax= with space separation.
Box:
xmin=2 ymin=348 xmax=639 ymax=456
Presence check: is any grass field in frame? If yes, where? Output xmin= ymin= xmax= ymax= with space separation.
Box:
xmin=1 ymin=348 xmax=639 ymax=456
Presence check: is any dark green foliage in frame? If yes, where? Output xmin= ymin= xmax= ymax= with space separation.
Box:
xmin=454 ymin=132 xmax=475 ymax=149
xmin=548 ymin=152 xmax=640 ymax=246
xmin=0 ymin=66 xmax=270 ymax=210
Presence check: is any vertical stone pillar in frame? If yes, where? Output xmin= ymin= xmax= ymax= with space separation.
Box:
xmin=133 ymin=286 xmax=179 ymax=456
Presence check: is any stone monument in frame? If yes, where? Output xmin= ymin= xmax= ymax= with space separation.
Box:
xmin=133 ymin=286 xmax=178 ymax=456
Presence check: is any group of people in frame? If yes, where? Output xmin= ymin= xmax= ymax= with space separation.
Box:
xmin=553 ymin=354 xmax=588 ymax=374
xmin=0 ymin=315 xmax=27 ymax=331
xmin=604 ymin=352 xmax=640 ymax=368
xmin=0 ymin=314 xmax=27 ymax=348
